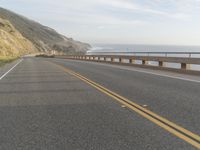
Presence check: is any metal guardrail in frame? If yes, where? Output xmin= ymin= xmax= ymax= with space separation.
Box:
xmin=55 ymin=54 xmax=200 ymax=75
xmin=86 ymin=51 xmax=200 ymax=58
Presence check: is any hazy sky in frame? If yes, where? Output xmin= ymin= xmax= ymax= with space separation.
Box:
xmin=1 ymin=0 xmax=200 ymax=45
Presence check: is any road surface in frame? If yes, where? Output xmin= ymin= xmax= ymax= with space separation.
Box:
xmin=0 ymin=57 xmax=199 ymax=149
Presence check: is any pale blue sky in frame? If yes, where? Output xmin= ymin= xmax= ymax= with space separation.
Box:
xmin=1 ymin=0 xmax=200 ymax=45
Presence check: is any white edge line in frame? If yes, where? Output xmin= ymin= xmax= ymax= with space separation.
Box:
xmin=0 ymin=59 xmax=23 ymax=80
xmin=100 ymin=62 xmax=200 ymax=83
xmin=61 ymin=59 xmax=200 ymax=83
xmin=123 ymin=67 xmax=200 ymax=83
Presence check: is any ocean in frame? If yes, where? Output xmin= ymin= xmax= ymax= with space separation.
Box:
xmin=88 ymin=44 xmax=200 ymax=71
xmin=90 ymin=44 xmax=200 ymax=53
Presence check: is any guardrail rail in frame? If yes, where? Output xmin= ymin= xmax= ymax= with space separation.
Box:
xmin=55 ymin=52 xmax=200 ymax=75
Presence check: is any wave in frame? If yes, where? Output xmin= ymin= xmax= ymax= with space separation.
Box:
xmin=89 ymin=46 xmax=113 ymax=51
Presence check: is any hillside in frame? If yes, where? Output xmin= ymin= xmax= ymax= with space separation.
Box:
xmin=0 ymin=17 xmax=37 ymax=57
xmin=0 ymin=7 xmax=90 ymax=54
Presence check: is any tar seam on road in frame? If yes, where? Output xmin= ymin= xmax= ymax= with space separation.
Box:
xmin=0 ymin=59 xmax=23 ymax=81
xmin=48 ymin=61 xmax=200 ymax=149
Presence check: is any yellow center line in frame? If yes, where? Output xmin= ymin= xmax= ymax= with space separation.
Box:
xmin=48 ymin=61 xmax=200 ymax=149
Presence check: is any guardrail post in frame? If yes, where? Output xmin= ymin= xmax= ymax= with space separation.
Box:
xmin=119 ymin=58 xmax=122 ymax=63
xmin=98 ymin=57 xmax=100 ymax=61
xmin=181 ymin=63 xmax=191 ymax=70
xmin=129 ymin=59 xmax=134 ymax=63
xmin=158 ymin=61 xmax=166 ymax=67
xmin=104 ymin=57 xmax=106 ymax=61
xmin=111 ymin=57 xmax=114 ymax=62
xmin=142 ymin=60 xmax=148 ymax=65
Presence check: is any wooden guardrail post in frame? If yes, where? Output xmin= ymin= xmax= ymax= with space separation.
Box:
xmin=129 ymin=59 xmax=134 ymax=63
xmin=111 ymin=57 xmax=114 ymax=62
xmin=158 ymin=61 xmax=166 ymax=67
xmin=142 ymin=60 xmax=148 ymax=65
xmin=181 ymin=63 xmax=191 ymax=70
xmin=119 ymin=58 xmax=122 ymax=63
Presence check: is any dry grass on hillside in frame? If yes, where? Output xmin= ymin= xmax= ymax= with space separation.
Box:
xmin=0 ymin=56 xmax=18 ymax=67
xmin=0 ymin=17 xmax=37 ymax=58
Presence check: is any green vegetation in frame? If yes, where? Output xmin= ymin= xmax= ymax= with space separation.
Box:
xmin=0 ymin=56 xmax=18 ymax=67
xmin=35 ymin=54 xmax=54 ymax=58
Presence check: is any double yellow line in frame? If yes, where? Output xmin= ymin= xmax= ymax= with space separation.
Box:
xmin=49 ymin=61 xmax=200 ymax=149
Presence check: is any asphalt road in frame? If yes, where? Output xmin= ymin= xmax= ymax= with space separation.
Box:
xmin=0 ymin=57 xmax=199 ymax=149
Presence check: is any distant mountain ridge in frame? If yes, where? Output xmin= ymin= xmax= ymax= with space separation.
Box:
xmin=0 ymin=7 xmax=90 ymax=55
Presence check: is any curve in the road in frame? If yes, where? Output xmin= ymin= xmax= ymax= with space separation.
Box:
xmin=48 ymin=60 xmax=200 ymax=149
